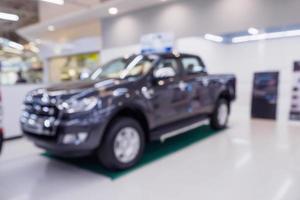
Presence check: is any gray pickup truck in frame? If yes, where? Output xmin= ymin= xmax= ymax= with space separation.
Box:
xmin=21 ymin=52 xmax=236 ymax=170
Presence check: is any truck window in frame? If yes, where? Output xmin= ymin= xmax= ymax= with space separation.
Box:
xmin=181 ymin=57 xmax=206 ymax=75
xmin=91 ymin=55 xmax=157 ymax=80
xmin=154 ymin=58 xmax=179 ymax=76
xmin=122 ymin=58 xmax=154 ymax=78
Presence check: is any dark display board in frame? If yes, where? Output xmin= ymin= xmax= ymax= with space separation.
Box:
xmin=0 ymin=61 xmax=3 ymax=135
xmin=289 ymin=62 xmax=300 ymax=120
xmin=251 ymin=71 xmax=279 ymax=120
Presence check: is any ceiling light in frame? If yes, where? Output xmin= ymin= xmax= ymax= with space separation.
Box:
xmin=232 ymin=29 xmax=300 ymax=43
xmin=0 ymin=12 xmax=19 ymax=21
xmin=39 ymin=0 xmax=64 ymax=5
xmin=204 ymin=34 xmax=224 ymax=43
xmin=248 ymin=27 xmax=259 ymax=35
xmin=109 ymin=7 xmax=118 ymax=15
xmin=48 ymin=25 xmax=55 ymax=31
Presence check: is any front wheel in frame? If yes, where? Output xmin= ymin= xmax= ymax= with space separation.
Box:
xmin=97 ymin=117 xmax=145 ymax=171
xmin=210 ymin=99 xmax=229 ymax=130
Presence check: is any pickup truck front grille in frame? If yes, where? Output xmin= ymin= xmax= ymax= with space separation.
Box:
xmin=23 ymin=102 xmax=59 ymax=118
xmin=21 ymin=97 xmax=60 ymax=137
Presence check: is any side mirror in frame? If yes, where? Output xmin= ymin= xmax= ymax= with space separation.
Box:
xmin=153 ymin=67 xmax=176 ymax=79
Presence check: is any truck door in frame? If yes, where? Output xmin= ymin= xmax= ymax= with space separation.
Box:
xmin=180 ymin=56 xmax=214 ymax=116
xmin=148 ymin=57 xmax=189 ymax=127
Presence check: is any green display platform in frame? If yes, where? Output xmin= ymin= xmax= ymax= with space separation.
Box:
xmin=43 ymin=125 xmax=220 ymax=180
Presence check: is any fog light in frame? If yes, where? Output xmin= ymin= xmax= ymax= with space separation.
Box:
xmin=78 ymin=132 xmax=88 ymax=142
xmin=62 ymin=132 xmax=88 ymax=145
xmin=63 ymin=134 xmax=77 ymax=144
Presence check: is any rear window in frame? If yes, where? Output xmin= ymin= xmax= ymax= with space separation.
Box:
xmin=181 ymin=57 xmax=205 ymax=75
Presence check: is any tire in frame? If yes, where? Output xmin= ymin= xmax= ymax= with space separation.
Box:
xmin=210 ymin=99 xmax=230 ymax=130
xmin=97 ymin=117 xmax=145 ymax=171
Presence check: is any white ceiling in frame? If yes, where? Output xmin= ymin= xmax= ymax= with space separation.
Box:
xmin=0 ymin=0 xmax=38 ymax=41
xmin=18 ymin=0 xmax=175 ymax=41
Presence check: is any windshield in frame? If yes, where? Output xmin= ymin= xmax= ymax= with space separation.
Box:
xmin=90 ymin=55 xmax=158 ymax=80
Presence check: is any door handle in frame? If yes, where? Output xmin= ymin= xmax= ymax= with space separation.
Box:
xmin=200 ymin=77 xmax=209 ymax=87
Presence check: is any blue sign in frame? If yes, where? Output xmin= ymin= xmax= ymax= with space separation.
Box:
xmin=140 ymin=33 xmax=175 ymax=53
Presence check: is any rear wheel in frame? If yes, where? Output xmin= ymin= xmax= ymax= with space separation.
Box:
xmin=210 ymin=99 xmax=229 ymax=130
xmin=97 ymin=117 xmax=145 ymax=171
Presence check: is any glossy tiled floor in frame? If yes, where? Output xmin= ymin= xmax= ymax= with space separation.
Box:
xmin=1 ymin=108 xmax=300 ymax=200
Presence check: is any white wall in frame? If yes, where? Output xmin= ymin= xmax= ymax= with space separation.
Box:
xmin=101 ymin=36 xmax=300 ymax=123
xmin=1 ymin=84 xmax=45 ymax=139
xmin=100 ymin=44 xmax=140 ymax=64
xmin=100 ymin=38 xmax=227 ymax=66
xmin=223 ymin=38 xmax=300 ymax=123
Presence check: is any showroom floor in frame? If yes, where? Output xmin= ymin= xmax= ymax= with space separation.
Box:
xmin=1 ymin=107 xmax=300 ymax=200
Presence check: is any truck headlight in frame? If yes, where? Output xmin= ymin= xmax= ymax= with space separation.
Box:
xmin=61 ymin=96 xmax=98 ymax=114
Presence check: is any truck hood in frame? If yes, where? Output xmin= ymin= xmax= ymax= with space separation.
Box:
xmin=46 ymin=80 xmax=99 ymax=93
xmin=45 ymin=78 xmax=121 ymax=96
xmin=28 ymin=78 xmax=129 ymax=102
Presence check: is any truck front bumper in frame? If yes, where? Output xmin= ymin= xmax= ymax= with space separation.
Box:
xmin=22 ymin=113 xmax=108 ymax=157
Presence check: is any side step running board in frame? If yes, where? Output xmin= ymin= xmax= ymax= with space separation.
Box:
xmin=160 ymin=119 xmax=209 ymax=142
